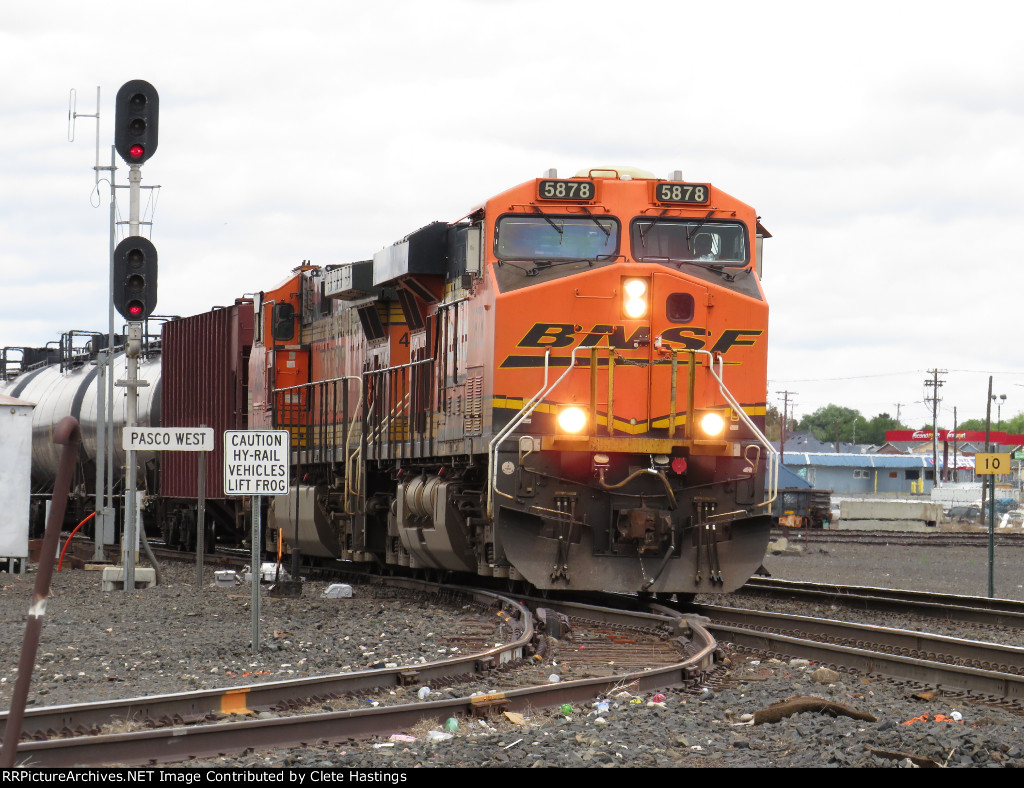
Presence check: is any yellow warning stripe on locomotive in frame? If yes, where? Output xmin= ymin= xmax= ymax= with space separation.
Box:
xmin=491 ymin=396 xmax=765 ymax=435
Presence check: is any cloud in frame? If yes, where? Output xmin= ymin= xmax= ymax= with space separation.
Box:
xmin=3 ymin=0 xmax=1024 ymax=425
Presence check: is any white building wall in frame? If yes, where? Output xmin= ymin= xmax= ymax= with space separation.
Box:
xmin=0 ymin=399 xmax=34 ymax=558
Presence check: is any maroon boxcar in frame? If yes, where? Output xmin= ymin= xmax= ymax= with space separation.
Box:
xmin=158 ymin=301 xmax=254 ymax=548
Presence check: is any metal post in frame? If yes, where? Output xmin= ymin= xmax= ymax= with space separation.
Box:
xmin=120 ymin=163 xmax=145 ymax=593
xmin=668 ymin=350 xmax=678 ymax=438
xmin=292 ymin=456 xmax=301 ymax=580
xmin=196 ymin=427 xmax=207 ymax=586
xmin=252 ymin=495 xmax=262 ymax=654
xmin=107 ymin=147 xmax=117 ymax=516
xmin=122 ymin=323 xmax=142 ymax=592
xmin=985 ymin=375 xmax=994 ymax=598
xmin=94 ymin=350 xmax=107 ymax=562
xmin=989 ymin=475 xmax=996 ymax=598
xmin=0 ymin=418 xmax=80 ymax=768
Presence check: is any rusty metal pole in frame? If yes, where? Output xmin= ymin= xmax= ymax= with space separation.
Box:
xmin=1 ymin=417 xmax=81 ymax=768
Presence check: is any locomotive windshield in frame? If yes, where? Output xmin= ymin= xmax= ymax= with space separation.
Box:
xmin=631 ymin=219 xmax=748 ymax=267
xmin=492 ymin=214 xmax=621 ymax=292
xmin=495 ymin=215 xmax=619 ymax=261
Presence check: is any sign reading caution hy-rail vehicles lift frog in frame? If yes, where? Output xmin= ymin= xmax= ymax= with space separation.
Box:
xmin=223 ymin=430 xmax=291 ymax=496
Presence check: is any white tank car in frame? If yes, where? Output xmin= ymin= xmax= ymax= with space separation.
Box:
xmin=0 ymin=353 xmax=162 ymax=487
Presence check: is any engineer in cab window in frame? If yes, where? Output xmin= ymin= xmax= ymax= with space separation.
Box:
xmin=692 ymin=233 xmax=716 ymax=261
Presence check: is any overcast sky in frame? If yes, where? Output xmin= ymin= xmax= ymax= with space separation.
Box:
xmin=3 ymin=0 xmax=1022 ymax=430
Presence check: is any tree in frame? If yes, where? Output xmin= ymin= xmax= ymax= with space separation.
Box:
xmin=959 ymin=412 xmax=1024 ymax=434
xmin=797 ymin=404 xmax=864 ymax=447
xmin=862 ymin=412 xmax=904 ymax=445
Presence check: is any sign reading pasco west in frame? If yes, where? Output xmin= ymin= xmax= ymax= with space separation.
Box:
xmin=223 ymin=430 xmax=290 ymax=496
xmin=123 ymin=427 xmax=214 ymax=452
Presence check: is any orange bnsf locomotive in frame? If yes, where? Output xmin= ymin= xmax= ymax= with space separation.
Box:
xmin=250 ymin=166 xmax=778 ymax=595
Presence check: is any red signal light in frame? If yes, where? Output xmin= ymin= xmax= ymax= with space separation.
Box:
xmin=127 ymin=301 xmax=145 ymax=318
xmin=128 ymin=144 xmax=145 ymax=160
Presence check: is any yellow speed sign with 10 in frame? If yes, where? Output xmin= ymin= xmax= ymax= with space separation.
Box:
xmin=975 ymin=453 xmax=1011 ymax=475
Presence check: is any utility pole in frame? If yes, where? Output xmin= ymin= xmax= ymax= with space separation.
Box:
xmin=924 ymin=369 xmax=946 ymax=489
xmin=776 ymin=390 xmax=796 ymax=463
xmin=953 ymin=406 xmax=959 ymax=484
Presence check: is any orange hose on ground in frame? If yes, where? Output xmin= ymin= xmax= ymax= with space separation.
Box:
xmin=57 ymin=512 xmax=97 ymax=572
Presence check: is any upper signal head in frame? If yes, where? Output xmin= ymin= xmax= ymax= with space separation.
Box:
xmin=114 ymin=80 xmax=159 ymax=165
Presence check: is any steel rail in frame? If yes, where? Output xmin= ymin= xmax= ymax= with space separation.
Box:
xmin=0 ymin=580 xmax=532 ymax=747
xmin=740 ymin=577 xmax=1024 ymax=627
xmin=703 ymin=604 xmax=1024 ymax=674
xmin=706 ymin=617 xmax=1024 ymax=702
xmin=769 ymin=529 xmax=1024 ymax=548
xmin=6 ymin=604 xmax=718 ymax=767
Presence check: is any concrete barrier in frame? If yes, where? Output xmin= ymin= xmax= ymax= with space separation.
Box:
xmin=840 ymin=500 xmax=943 ymax=523
xmin=835 ymin=519 xmax=931 ymax=532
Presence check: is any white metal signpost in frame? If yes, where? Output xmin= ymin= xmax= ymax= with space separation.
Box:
xmin=121 ymin=427 xmax=215 ymax=587
xmin=224 ymin=430 xmax=291 ymax=654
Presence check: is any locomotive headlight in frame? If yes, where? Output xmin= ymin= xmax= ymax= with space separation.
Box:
xmin=699 ymin=412 xmax=726 ymax=437
xmin=622 ymin=277 xmax=649 ymax=319
xmin=557 ymin=406 xmax=588 ymax=434
xmin=624 ymin=278 xmax=648 ymax=298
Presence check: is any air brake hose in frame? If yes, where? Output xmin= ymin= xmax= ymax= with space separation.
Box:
xmin=597 ymin=467 xmax=678 ymax=510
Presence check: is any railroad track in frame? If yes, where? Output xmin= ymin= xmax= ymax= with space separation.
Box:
xmin=0 ymin=580 xmax=716 ymax=768
xmin=697 ymin=605 xmax=1024 ymax=699
xmin=739 ymin=577 xmax=1024 ymax=627
xmin=771 ymin=528 xmax=1024 ymax=548
xmin=10 ymin=566 xmax=1024 ymax=767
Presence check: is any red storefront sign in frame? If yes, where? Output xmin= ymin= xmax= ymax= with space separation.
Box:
xmin=886 ymin=430 xmax=1024 ymax=445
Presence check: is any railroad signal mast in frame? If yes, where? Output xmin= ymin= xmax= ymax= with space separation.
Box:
xmin=114 ymin=80 xmax=159 ymax=592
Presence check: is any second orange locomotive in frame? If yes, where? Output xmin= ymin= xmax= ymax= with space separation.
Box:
xmin=252 ymin=166 xmax=777 ymax=595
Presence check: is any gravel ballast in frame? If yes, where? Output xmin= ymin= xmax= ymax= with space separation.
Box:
xmin=2 ymin=540 xmax=1023 ymax=769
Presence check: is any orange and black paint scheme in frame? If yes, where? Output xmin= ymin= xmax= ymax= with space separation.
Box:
xmin=252 ymin=167 xmax=777 ymax=595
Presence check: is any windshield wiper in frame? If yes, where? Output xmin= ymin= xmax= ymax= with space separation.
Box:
xmin=636 ymin=256 xmax=737 ymax=281
xmin=531 ymin=206 xmax=563 ymax=236
xmin=638 ymin=209 xmax=669 ymax=248
xmin=685 ymin=210 xmax=716 ymax=244
xmin=526 ymin=258 xmax=600 ymax=276
xmin=498 ymin=257 xmax=607 ymax=277
xmin=580 ymin=206 xmax=611 ymax=237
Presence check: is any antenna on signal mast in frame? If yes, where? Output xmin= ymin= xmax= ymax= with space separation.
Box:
xmin=69 ymin=87 xmax=117 ymax=562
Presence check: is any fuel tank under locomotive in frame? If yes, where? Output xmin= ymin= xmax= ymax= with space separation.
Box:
xmin=269 ymin=471 xmax=485 ymax=572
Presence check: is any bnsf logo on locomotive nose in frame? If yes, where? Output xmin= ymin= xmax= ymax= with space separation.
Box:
xmin=515 ymin=323 xmax=763 ymax=354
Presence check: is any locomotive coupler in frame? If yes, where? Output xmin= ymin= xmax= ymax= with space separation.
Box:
xmin=615 ymin=506 xmax=672 ymax=554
